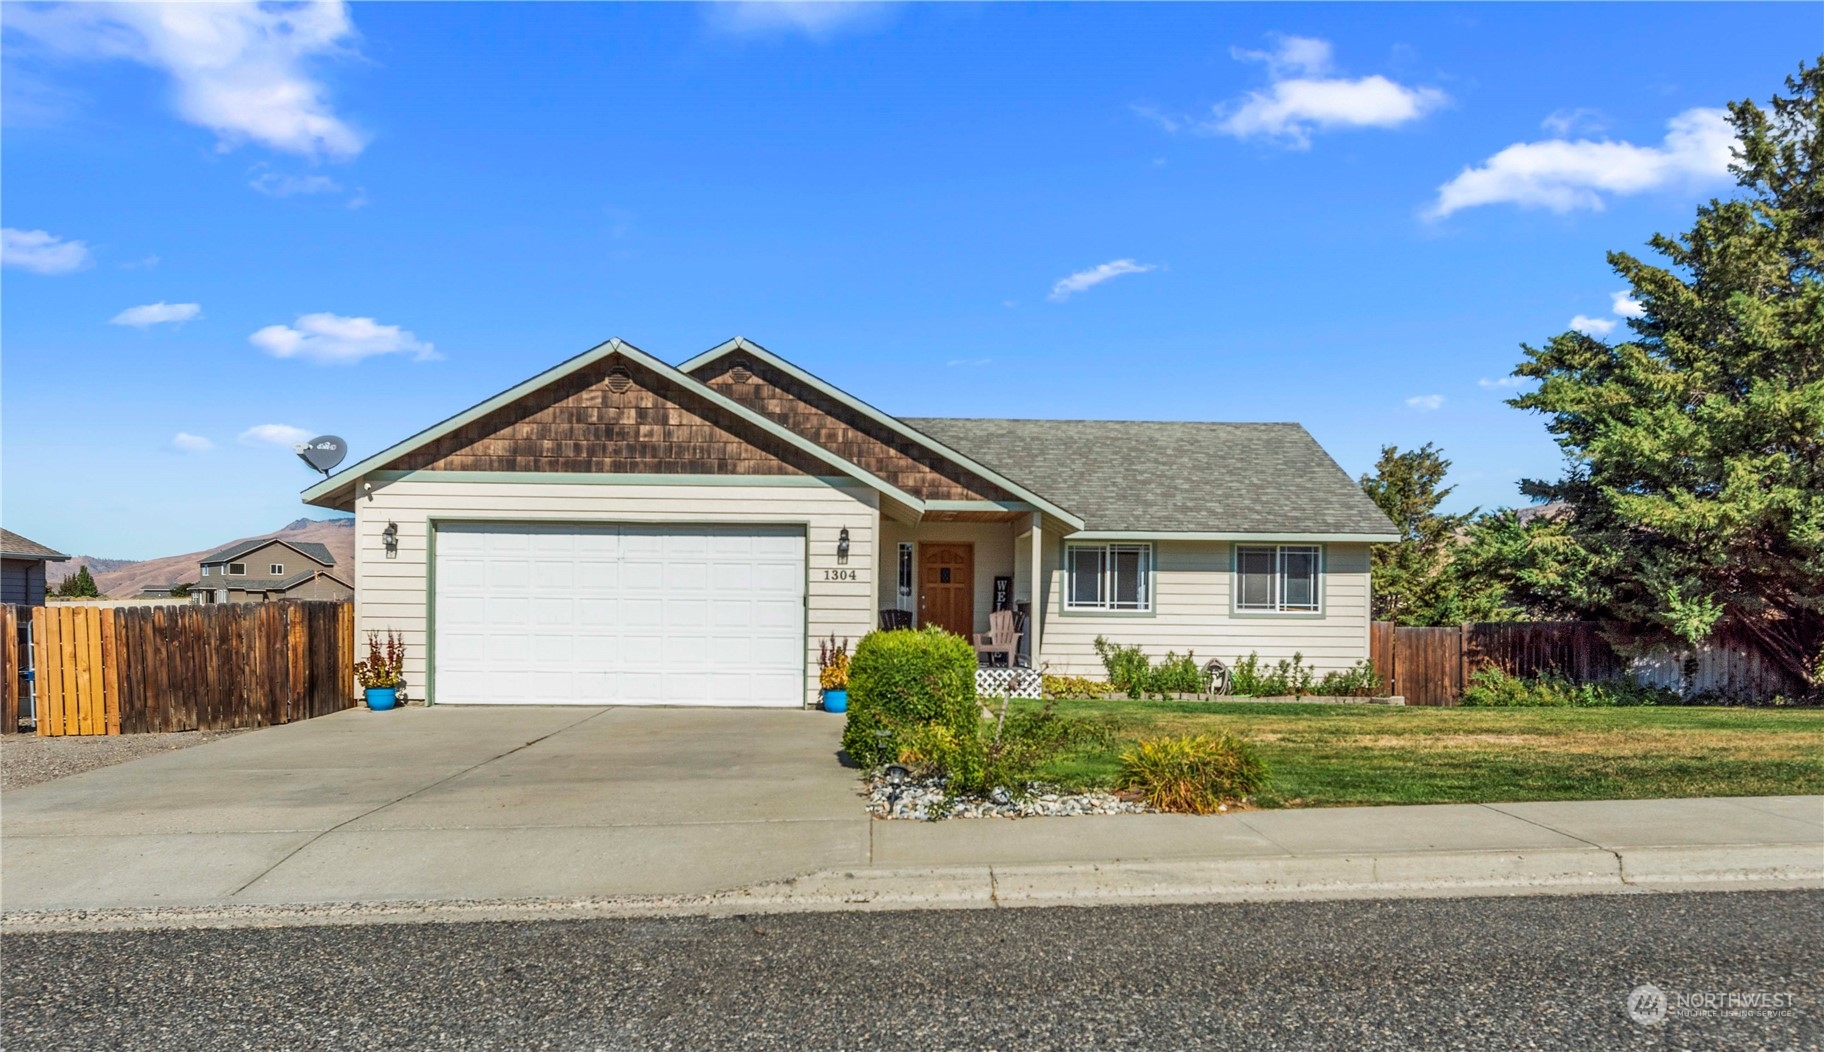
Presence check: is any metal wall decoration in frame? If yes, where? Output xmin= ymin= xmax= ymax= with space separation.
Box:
xmin=837 ymin=526 xmax=850 ymax=564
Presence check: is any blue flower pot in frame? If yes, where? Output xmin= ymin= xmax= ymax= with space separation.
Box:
xmin=365 ymin=686 xmax=398 ymax=711
xmin=822 ymin=688 xmax=848 ymax=713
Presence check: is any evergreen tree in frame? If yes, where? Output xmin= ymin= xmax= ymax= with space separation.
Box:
xmin=1359 ymin=444 xmax=1508 ymax=624
xmin=1509 ymin=61 xmax=1824 ymax=686
xmin=55 ymin=566 xmax=102 ymax=599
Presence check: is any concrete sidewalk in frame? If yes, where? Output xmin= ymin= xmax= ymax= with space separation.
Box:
xmin=2 ymin=707 xmax=1819 ymax=929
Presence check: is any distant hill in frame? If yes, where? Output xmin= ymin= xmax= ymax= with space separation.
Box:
xmin=48 ymin=518 xmax=355 ymax=598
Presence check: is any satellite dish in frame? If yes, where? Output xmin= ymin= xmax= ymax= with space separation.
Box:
xmin=293 ymin=436 xmax=348 ymax=477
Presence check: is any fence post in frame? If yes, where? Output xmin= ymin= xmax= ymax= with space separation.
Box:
xmin=1 ymin=605 xmax=18 ymax=734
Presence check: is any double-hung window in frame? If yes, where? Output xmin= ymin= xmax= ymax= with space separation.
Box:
xmin=1064 ymin=543 xmax=1152 ymax=612
xmin=1235 ymin=545 xmax=1321 ymax=613
xmin=270 ymin=563 xmax=285 ymax=576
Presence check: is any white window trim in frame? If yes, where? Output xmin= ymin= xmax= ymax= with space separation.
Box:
xmin=270 ymin=563 xmax=285 ymax=576
xmin=1233 ymin=543 xmax=1324 ymax=615
xmin=226 ymin=562 xmax=246 ymax=576
xmin=1063 ymin=542 xmax=1153 ymax=613
xmin=201 ymin=565 xmax=211 ymax=577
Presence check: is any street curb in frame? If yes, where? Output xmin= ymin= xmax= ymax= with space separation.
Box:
xmin=4 ymin=843 xmax=1819 ymax=934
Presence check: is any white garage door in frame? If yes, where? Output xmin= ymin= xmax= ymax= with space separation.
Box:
xmin=433 ymin=523 xmax=805 ymax=706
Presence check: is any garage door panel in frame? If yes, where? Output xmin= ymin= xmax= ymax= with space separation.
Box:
xmin=436 ymin=523 xmax=805 ymax=706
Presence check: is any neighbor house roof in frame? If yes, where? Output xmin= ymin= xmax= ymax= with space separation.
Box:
xmin=201 ymin=538 xmax=335 ymax=567
xmin=902 ymin=419 xmax=1398 ymax=539
xmin=0 ymin=529 xmax=68 ymax=561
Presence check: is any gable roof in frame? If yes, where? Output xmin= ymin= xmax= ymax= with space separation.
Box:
xmin=301 ymin=339 xmax=926 ymax=518
xmin=902 ymin=419 xmax=1398 ymax=538
xmin=0 ymin=529 xmax=68 ymax=561
xmin=201 ymin=538 xmax=335 ymax=567
xmin=681 ymin=338 xmax=1085 ymax=530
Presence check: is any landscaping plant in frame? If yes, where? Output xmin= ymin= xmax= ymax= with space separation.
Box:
xmin=1459 ymin=668 xmax=1679 ymax=708
xmin=1228 ymin=652 xmax=1318 ymax=697
xmin=1093 ymin=637 xmax=1208 ymax=697
xmin=817 ymin=634 xmax=850 ymax=691
xmin=1118 ymin=733 xmax=1269 ymax=814
xmin=353 ymin=630 xmax=406 ymax=689
xmin=1314 ymin=661 xmax=1384 ymax=697
xmin=841 ymin=626 xmax=981 ymax=781
xmin=1042 ymin=673 xmax=1115 ymax=699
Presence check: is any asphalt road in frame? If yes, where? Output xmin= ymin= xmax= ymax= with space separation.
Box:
xmin=5 ymin=891 xmax=1820 ymax=1051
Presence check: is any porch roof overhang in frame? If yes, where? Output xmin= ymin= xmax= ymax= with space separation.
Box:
xmin=681 ymin=337 xmax=1087 ymax=532
xmin=299 ymin=338 xmax=926 ymax=520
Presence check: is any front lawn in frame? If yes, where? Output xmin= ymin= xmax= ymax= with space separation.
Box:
xmin=1007 ymin=699 xmax=1824 ymax=807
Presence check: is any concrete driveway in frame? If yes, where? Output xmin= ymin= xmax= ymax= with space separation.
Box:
xmin=2 ymin=707 xmax=869 ymax=911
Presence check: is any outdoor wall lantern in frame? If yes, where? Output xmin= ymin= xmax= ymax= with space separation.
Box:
xmin=837 ymin=526 xmax=850 ymax=565
xmin=382 ymin=521 xmax=399 ymax=559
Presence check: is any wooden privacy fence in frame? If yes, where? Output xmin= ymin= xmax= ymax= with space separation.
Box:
xmin=1371 ymin=620 xmax=1803 ymax=706
xmin=3 ymin=601 xmax=355 ymax=736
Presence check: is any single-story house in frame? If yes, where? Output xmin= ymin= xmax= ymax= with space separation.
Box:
xmin=302 ymin=338 xmax=1397 ymax=707
xmin=195 ymin=538 xmax=353 ymax=605
xmin=1 ymin=529 xmax=69 ymax=606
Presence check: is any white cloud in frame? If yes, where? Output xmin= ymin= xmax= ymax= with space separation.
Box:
xmin=1 ymin=228 xmax=92 ymax=274
xmin=1477 ymin=376 xmax=1525 ymax=390
xmin=1207 ymin=35 xmax=1445 ymax=147
xmin=1428 ymin=108 xmax=1735 ymax=218
xmin=1230 ymin=34 xmax=1334 ymax=78
xmin=1541 ymin=108 xmax=1606 ymax=137
xmin=239 ymin=423 xmax=312 ymax=447
xmin=1611 ymin=290 xmax=1645 ymax=318
xmin=250 ymin=312 xmax=437 ymax=364
xmin=704 ymin=2 xmax=891 ymax=38
xmin=946 ymin=358 xmax=992 ymax=367
xmin=250 ymin=172 xmax=342 ymax=197
xmin=1048 ymin=259 xmax=1158 ymax=302
xmin=1570 ymin=314 xmax=1617 ymax=337
xmin=1406 ymin=394 xmax=1445 ymax=411
xmin=4 ymin=1 xmax=365 ymax=159
xmin=171 ymin=432 xmax=214 ymax=453
xmin=111 ymin=301 xmax=201 ymax=328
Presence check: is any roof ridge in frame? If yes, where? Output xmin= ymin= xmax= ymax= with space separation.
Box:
xmin=902 ymin=417 xmax=1305 ymax=426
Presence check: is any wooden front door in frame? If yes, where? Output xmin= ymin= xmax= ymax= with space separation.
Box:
xmin=918 ymin=543 xmax=974 ymax=638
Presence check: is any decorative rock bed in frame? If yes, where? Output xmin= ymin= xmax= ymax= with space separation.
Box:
xmin=864 ymin=771 xmax=1151 ymax=821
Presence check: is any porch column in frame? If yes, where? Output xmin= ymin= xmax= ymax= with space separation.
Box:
xmin=1028 ymin=512 xmax=1043 ymax=668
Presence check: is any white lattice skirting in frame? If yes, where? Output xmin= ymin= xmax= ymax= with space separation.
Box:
xmin=976 ymin=667 xmax=1042 ymax=699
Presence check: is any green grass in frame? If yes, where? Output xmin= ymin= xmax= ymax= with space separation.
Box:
xmin=1007 ymin=698 xmax=1824 ymax=808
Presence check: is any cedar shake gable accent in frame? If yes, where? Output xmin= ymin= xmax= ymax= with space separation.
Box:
xmin=692 ymin=354 xmax=1019 ymax=503
xmin=382 ymin=353 xmax=828 ymax=477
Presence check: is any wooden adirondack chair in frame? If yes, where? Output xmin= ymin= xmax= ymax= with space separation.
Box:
xmin=973 ymin=609 xmax=1023 ymax=667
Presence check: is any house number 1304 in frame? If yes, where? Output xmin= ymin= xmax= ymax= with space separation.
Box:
xmin=823 ymin=569 xmax=859 ymax=581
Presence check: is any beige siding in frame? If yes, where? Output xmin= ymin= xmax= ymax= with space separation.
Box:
xmin=354 ymin=476 xmax=878 ymax=707
xmin=1036 ymin=540 xmax=1374 ymax=677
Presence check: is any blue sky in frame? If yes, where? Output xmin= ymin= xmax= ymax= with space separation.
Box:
xmin=2 ymin=2 xmax=1813 ymax=558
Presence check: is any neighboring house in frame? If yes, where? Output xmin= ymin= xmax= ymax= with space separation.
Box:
xmin=302 ymin=338 xmax=1397 ymax=708
xmin=195 ymin=538 xmax=353 ymax=605
xmin=0 ymin=529 xmax=69 ymax=605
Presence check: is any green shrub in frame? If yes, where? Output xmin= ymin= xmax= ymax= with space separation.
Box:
xmin=1315 ymin=661 xmax=1384 ymax=697
xmin=841 ymin=627 xmax=980 ymax=778
xmin=1094 ymin=637 xmax=1209 ymax=697
xmin=1229 ymin=652 xmax=1316 ymax=697
xmin=1093 ymin=637 xmax=1152 ymax=698
xmin=1149 ymin=651 xmax=1206 ymax=694
xmin=1118 ymin=733 xmax=1269 ymax=814
xmin=1459 ymin=668 xmax=1679 ymax=707
xmin=1042 ymin=673 xmax=1114 ymax=699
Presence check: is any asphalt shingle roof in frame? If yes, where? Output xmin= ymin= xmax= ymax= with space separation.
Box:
xmin=201 ymin=539 xmax=335 ymax=567
xmin=0 ymin=529 xmax=68 ymax=561
xmin=901 ymin=419 xmax=1398 ymax=536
